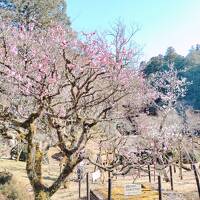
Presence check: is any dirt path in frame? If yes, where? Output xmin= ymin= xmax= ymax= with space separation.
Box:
xmin=0 ymin=159 xmax=199 ymax=200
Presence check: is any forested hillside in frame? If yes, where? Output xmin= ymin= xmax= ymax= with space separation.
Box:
xmin=143 ymin=45 xmax=200 ymax=110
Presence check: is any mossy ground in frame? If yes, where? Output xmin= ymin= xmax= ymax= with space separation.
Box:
xmin=96 ymin=184 xmax=158 ymax=200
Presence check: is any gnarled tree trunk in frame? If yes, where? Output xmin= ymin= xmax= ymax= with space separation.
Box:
xmin=25 ymin=123 xmax=79 ymax=200
xmin=26 ymin=125 xmax=50 ymax=200
xmin=35 ymin=190 xmax=50 ymax=200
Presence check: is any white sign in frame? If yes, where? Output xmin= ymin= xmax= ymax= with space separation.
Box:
xmin=124 ymin=184 xmax=142 ymax=196
xmin=92 ymin=170 xmax=101 ymax=182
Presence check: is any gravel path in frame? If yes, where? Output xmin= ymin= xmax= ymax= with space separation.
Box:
xmin=163 ymin=191 xmax=186 ymax=200
xmin=163 ymin=191 xmax=200 ymax=200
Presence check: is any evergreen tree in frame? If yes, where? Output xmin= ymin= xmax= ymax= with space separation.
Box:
xmin=186 ymin=44 xmax=200 ymax=66
xmin=164 ymin=46 xmax=177 ymax=65
xmin=143 ymin=54 xmax=164 ymax=76
xmin=182 ymin=66 xmax=200 ymax=109
xmin=0 ymin=0 xmax=70 ymax=28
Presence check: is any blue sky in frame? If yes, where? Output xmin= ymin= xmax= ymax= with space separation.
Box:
xmin=68 ymin=0 xmax=200 ymax=61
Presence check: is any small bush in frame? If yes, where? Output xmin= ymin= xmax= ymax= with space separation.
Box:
xmin=0 ymin=172 xmax=30 ymax=200
xmin=0 ymin=172 xmax=12 ymax=185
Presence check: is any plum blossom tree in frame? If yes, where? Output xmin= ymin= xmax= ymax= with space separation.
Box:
xmin=81 ymin=23 xmax=157 ymax=177
xmin=86 ymin=66 xmax=158 ymax=177
xmin=135 ymin=65 xmax=189 ymax=179
xmin=94 ymin=65 xmax=189 ymax=180
xmin=0 ymin=21 xmax=146 ymax=199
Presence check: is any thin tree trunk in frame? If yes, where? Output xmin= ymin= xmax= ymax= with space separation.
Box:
xmin=158 ymin=156 xmax=169 ymax=182
xmin=48 ymin=161 xmax=77 ymax=197
xmin=16 ymin=144 xmax=23 ymax=161
xmin=178 ymin=142 xmax=183 ymax=180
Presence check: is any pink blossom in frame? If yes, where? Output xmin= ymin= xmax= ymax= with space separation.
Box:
xmin=10 ymin=45 xmax=18 ymax=55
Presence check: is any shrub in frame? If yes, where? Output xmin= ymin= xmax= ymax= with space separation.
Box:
xmin=0 ymin=171 xmax=31 ymax=200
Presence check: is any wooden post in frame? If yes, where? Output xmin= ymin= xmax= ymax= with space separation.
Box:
xmin=86 ymin=173 xmax=90 ymax=200
xmin=179 ymin=142 xmax=183 ymax=180
xmin=158 ymin=175 xmax=162 ymax=200
xmin=138 ymin=148 xmax=141 ymax=178
xmin=169 ymin=165 xmax=174 ymax=190
xmin=192 ymin=164 xmax=200 ymax=198
xmin=108 ymin=171 xmax=112 ymax=200
xmin=138 ymin=166 xmax=141 ymax=178
xmin=78 ymin=179 xmax=81 ymax=199
xmin=153 ymin=140 xmax=156 ymax=181
xmin=148 ymin=165 xmax=151 ymax=183
xmin=173 ymin=164 xmax=176 ymax=173
xmin=153 ymin=160 xmax=156 ymax=181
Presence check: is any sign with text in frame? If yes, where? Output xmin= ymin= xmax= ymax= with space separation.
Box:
xmin=91 ymin=170 xmax=101 ymax=182
xmin=124 ymin=184 xmax=142 ymax=196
